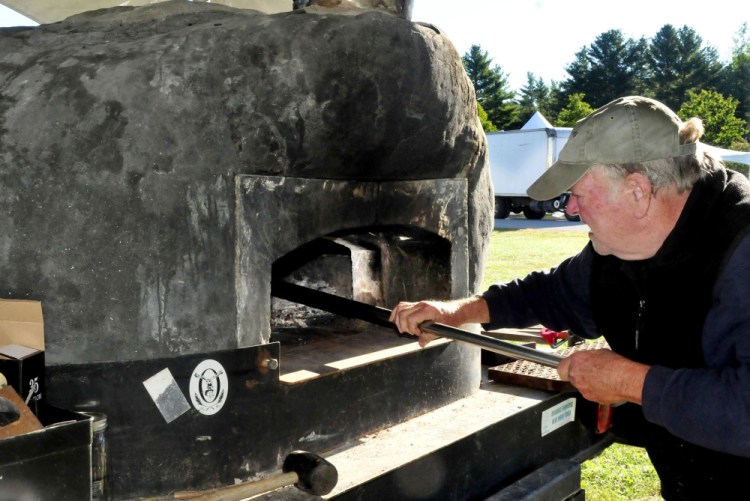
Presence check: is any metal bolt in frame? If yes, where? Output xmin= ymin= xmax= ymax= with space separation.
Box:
xmin=261 ymin=358 xmax=279 ymax=371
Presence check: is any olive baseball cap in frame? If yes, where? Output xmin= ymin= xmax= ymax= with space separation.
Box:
xmin=526 ymin=96 xmax=697 ymax=201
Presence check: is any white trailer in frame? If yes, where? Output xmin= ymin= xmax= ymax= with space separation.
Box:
xmin=487 ymin=119 xmax=575 ymax=220
xmin=487 ymin=113 xmax=750 ymax=221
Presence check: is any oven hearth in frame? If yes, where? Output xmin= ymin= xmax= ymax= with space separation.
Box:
xmin=269 ymin=226 xmax=453 ymax=381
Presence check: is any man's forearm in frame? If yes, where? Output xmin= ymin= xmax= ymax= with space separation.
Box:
xmin=444 ymin=295 xmax=490 ymax=326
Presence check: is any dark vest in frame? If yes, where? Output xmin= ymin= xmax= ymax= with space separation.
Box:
xmin=590 ymin=169 xmax=750 ymax=500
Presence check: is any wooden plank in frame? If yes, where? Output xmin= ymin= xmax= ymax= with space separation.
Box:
xmin=275 ymin=323 xmax=427 ymax=383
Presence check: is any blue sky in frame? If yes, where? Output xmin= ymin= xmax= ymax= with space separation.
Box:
xmin=1 ymin=1 xmax=748 ymax=92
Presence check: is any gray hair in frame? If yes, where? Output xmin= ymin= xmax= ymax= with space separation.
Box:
xmin=601 ymin=117 xmax=724 ymax=193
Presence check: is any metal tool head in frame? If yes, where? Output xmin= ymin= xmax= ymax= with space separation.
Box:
xmin=283 ymin=450 xmax=338 ymax=496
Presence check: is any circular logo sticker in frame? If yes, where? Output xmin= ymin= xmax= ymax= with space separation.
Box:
xmin=190 ymin=359 xmax=228 ymax=415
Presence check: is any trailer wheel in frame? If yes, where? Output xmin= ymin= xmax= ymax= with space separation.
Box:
xmin=523 ymin=206 xmax=545 ymax=220
xmin=494 ymin=198 xmax=511 ymax=219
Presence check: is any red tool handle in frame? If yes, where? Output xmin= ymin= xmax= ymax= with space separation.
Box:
xmin=539 ymin=328 xmax=568 ymax=348
xmin=596 ymin=403 xmax=614 ymax=434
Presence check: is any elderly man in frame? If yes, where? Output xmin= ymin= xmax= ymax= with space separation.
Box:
xmin=389 ymin=96 xmax=750 ymax=500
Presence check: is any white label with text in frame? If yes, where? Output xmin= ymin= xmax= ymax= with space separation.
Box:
xmin=541 ymin=398 xmax=576 ymax=436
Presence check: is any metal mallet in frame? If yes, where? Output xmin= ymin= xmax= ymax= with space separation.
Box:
xmin=174 ymin=450 xmax=338 ymax=500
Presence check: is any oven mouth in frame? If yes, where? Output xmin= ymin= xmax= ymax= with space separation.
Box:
xmin=270 ymin=225 xmax=452 ymax=383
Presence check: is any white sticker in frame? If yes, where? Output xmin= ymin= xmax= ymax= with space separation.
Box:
xmin=190 ymin=359 xmax=228 ymax=415
xmin=143 ymin=368 xmax=191 ymax=424
xmin=541 ymin=397 xmax=576 ymax=436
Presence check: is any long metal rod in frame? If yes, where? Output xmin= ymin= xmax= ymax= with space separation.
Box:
xmin=418 ymin=321 xmax=561 ymax=368
xmin=271 ymin=281 xmax=562 ymax=368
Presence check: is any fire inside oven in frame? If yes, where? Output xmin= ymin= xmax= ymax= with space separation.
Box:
xmin=270 ymin=226 xmax=451 ymax=381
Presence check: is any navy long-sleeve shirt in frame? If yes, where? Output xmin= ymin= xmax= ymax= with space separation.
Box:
xmin=481 ymin=232 xmax=750 ymax=458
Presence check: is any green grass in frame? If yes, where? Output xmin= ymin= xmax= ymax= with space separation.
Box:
xmin=482 ymin=228 xmax=663 ymax=500
xmin=480 ymin=228 xmax=591 ymax=287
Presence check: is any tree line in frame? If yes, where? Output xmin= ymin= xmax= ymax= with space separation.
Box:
xmin=463 ymin=23 xmax=750 ymax=151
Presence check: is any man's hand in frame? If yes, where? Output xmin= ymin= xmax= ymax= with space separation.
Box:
xmin=557 ymin=349 xmax=650 ymax=405
xmin=388 ymin=300 xmax=449 ymax=347
xmin=389 ymin=296 xmax=490 ymax=348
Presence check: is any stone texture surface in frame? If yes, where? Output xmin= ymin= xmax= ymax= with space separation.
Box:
xmin=236 ymin=175 xmax=470 ymax=346
xmin=0 ymin=0 xmax=492 ymax=364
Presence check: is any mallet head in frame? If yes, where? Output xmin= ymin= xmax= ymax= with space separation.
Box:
xmin=282 ymin=450 xmax=338 ymax=496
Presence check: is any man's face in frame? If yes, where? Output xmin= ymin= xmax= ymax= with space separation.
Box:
xmin=566 ymin=167 xmax=634 ymax=258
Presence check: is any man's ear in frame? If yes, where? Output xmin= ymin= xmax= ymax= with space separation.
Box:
xmin=626 ymin=173 xmax=651 ymax=218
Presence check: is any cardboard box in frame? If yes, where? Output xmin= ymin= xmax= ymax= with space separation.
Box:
xmin=0 ymin=300 xmax=45 ymax=412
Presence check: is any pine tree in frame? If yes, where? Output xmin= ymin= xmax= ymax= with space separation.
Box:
xmin=648 ymin=25 xmax=723 ymax=111
xmin=517 ymin=72 xmax=556 ymax=125
xmin=562 ymin=30 xmax=648 ymax=108
xmin=461 ymin=45 xmax=520 ymax=130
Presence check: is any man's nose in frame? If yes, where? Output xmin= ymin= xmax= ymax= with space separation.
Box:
xmin=565 ymin=196 xmax=579 ymax=215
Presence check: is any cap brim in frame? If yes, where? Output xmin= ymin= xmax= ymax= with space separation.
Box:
xmin=526 ymin=162 xmax=592 ymax=201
